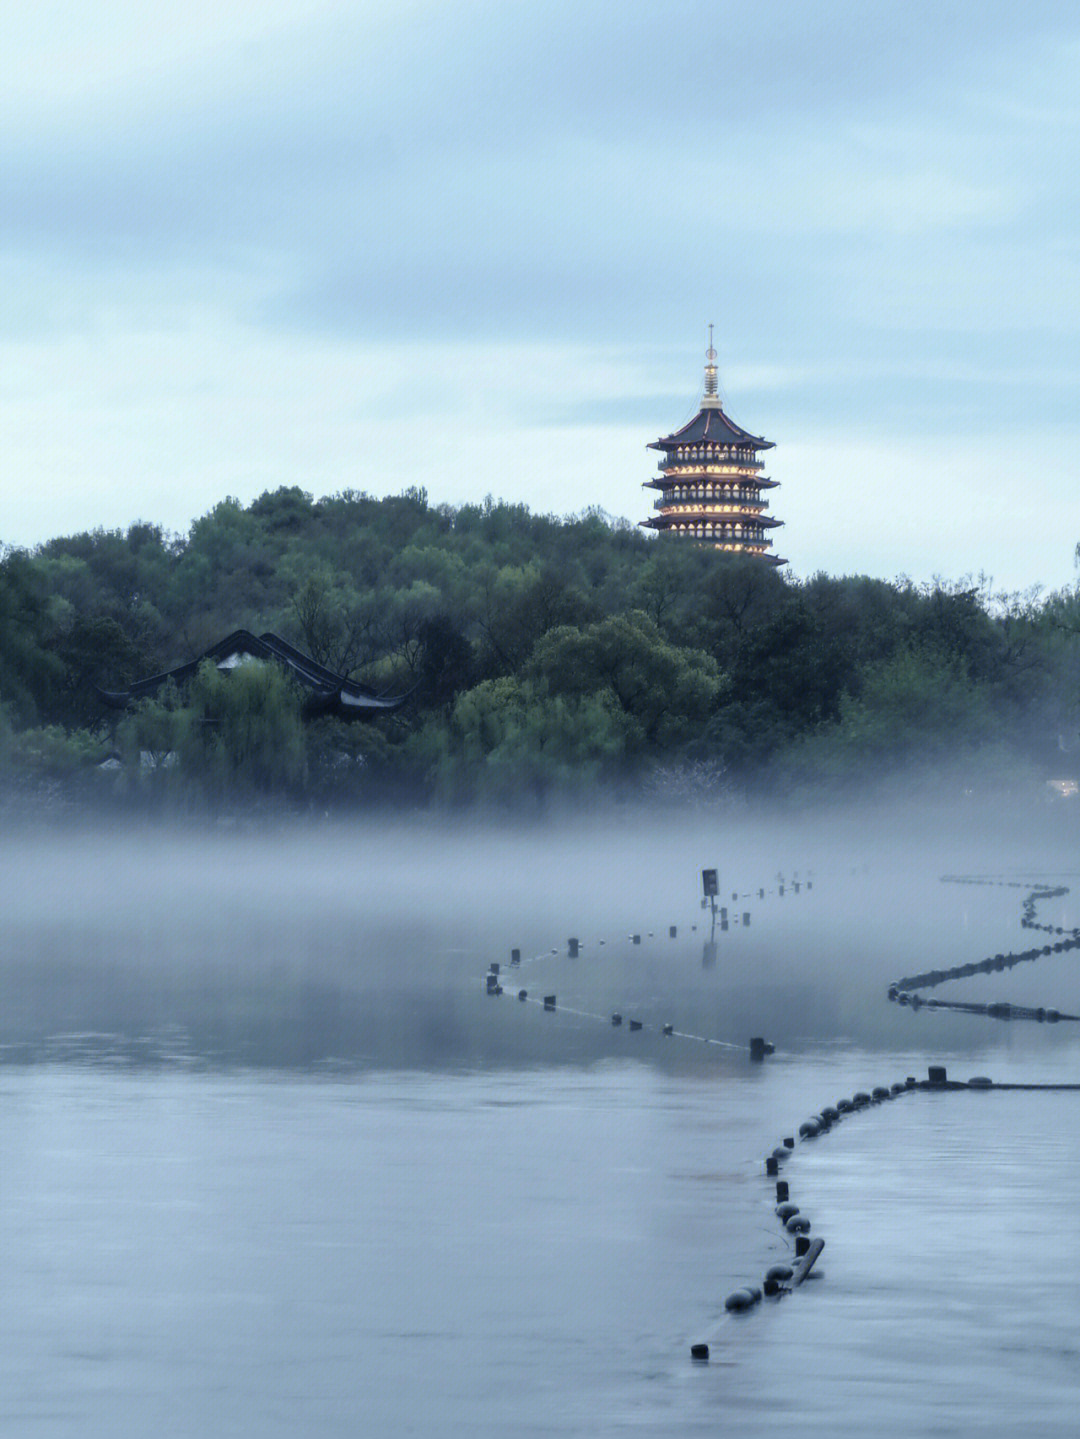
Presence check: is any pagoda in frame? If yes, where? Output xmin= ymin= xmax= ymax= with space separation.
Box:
xmin=641 ymin=330 xmax=785 ymax=564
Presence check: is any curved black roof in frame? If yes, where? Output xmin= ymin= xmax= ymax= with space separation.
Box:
xmin=97 ymin=630 xmax=408 ymax=720
xmin=648 ymin=403 xmax=773 ymax=452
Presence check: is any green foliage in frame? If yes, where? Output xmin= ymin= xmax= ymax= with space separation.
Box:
xmin=4 ymin=484 xmax=1080 ymax=807
xmin=11 ymin=725 xmax=109 ymax=774
xmin=527 ymin=612 xmax=723 ymax=750
xmin=433 ymin=677 xmax=635 ymax=805
xmin=177 ymin=660 xmax=307 ymax=797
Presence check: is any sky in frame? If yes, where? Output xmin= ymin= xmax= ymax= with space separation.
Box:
xmin=2 ymin=0 xmax=1079 ymax=591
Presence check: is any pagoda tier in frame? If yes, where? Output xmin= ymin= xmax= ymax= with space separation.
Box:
xmin=640 ymin=335 xmax=785 ymax=565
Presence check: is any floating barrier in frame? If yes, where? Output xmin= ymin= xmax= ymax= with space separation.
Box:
xmin=888 ymin=881 xmax=1080 ymax=1020
xmin=481 ymin=871 xmax=1079 ymax=1361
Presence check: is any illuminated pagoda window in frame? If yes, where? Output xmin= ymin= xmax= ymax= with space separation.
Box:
xmin=640 ymin=328 xmax=785 ymax=565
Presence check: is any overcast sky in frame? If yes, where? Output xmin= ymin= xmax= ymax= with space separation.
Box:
xmin=3 ymin=0 xmax=1078 ymax=590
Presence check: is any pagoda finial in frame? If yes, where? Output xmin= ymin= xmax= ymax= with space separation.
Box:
xmin=703 ymin=324 xmax=720 ymax=406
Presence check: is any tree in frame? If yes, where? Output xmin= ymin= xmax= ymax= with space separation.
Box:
xmin=527 ymin=611 xmax=723 ymax=751
xmin=177 ymin=660 xmax=307 ymax=797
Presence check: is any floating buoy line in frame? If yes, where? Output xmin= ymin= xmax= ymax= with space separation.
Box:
xmin=887 ymin=878 xmax=1080 ymax=1022
xmin=479 ymin=874 xmax=1080 ymax=1361
xmin=482 ymin=874 xmax=810 ymax=1056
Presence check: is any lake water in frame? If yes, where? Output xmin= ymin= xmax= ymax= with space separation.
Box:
xmin=2 ymin=815 xmax=1078 ymax=1435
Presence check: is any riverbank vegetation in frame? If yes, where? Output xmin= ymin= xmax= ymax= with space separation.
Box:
xmin=2 ymin=486 xmax=1079 ymax=812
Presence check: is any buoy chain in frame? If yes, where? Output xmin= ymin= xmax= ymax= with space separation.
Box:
xmin=483 ymin=873 xmax=813 ymax=1051
xmin=887 ymin=880 xmax=1080 ymax=1023
xmin=694 ymin=1072 xmax=926 ymax=1356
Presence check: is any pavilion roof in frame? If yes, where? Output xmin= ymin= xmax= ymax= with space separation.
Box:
xmin=96 ymin=630 xmax=408 ymax=720
xmin=648 ymin=404 xmax=773 ymax=452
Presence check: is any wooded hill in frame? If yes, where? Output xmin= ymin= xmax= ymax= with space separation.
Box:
xmin=2 ymin=485 xmax=1078 ymax=809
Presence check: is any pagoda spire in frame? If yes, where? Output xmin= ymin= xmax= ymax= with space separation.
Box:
xmin=702 ymin=323 xmax=720 ymax=408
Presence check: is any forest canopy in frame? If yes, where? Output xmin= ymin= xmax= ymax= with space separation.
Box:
xmin=2 ymin=485 xmax=1079 ymax=811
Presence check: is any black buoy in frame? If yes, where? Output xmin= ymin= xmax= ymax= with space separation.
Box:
xmin=511 ymin=948 xmax=521 ymax=965
xmin=629 ymin=1019 xmax=643 ymax=1032
xmin=611 ymin=1013 xmax=622 ymax=1026
xmin=690 ymin=1343 xmax=709 ymax=1361
xmin=766 ymin=1156 xmax=779 ymax=1176
xmin=749 ymin=1037 xmax=774 ymax=1060
xmin=794 ymin=1234 xmax=811 ymax=1258
xmin=783 ymin=1136 xmax=795 ymax=1148
xmin=742 ymin=912 xmax=750 ymax=926
xmin=489 ymin=963 xmax=500 ymax=975
xmin=632 ymin=934 xmax=641 ymax=946
xmin=759 ymin=888 xmax=765 ymax=900
xmin=776 ymin=1180 xmax=789 ymax=1201
xmin=543 ymin=994 xmax=556 ymax=1011
xmin=669 ymin=925 xmax=677 ymax=939
xmin=518 ymin=989 xmax=528 ymax=1001
xmin=662 ymin=1023 xmax=674 ymax=1036
xmin=485 ymin=974 xmax=500 ymax=994
xmin=568 ymin=938 xmax=579 ymax=958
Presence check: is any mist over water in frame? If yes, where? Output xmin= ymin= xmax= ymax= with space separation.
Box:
xmin=3 ymin=798 xmax=1079 ymax=1435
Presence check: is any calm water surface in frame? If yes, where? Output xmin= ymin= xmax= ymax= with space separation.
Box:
xmin=2 ymin=821 xmax=1078 ymax=1435
xmin=2 ymin=1051 xmax=1078 ymax=1437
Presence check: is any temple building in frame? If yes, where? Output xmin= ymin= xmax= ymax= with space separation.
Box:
xmin=641 ymin=330 xmax=785 ymax=564
xmin=97 ymin=630 xmax=409 ymax=722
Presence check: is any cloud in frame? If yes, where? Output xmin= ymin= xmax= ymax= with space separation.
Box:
xmin=2 ymin=0 xmax=1079 ymax=597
